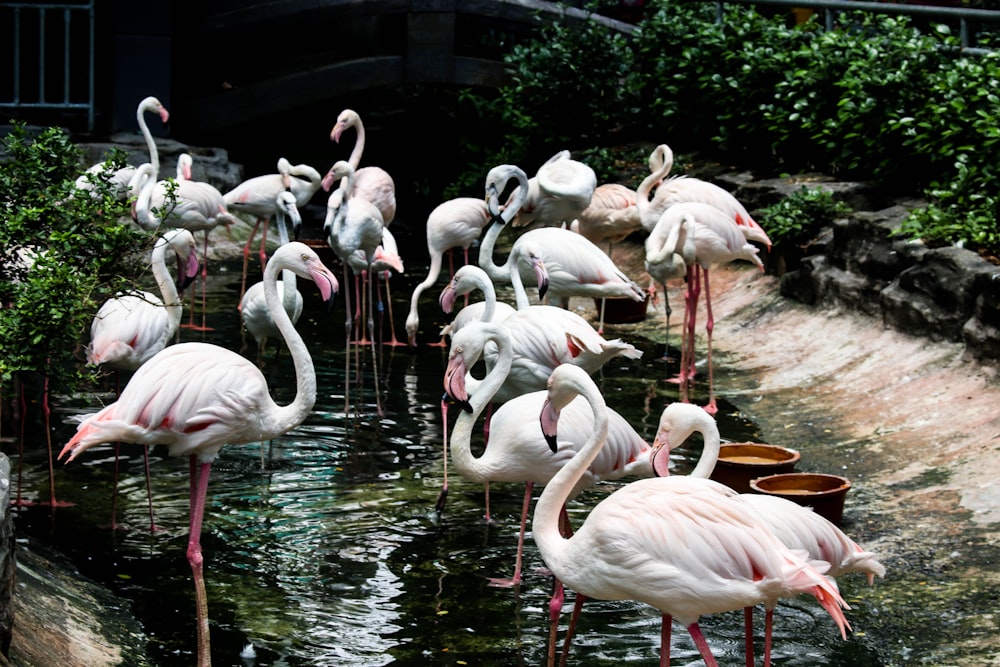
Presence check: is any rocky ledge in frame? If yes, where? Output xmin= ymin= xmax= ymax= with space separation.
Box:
xmin=724 ymin=174 xmax=1000 ymax=366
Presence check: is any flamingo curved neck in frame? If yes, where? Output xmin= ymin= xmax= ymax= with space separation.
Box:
xmin=532 ymin=376 xmax=610 ymax=567
xmin=480 ymin=167 xmax=529 ymax=285
xmin=150 ymin=236 xmax=183 ymax=327
xmin=346 ymin=120 xmax=365 ymax=171
xmin=138 ymin=105 xmax=160 ymax=181
xmin=449 ymin=325 xmax=514 ymax=481
xmin=687 ymin=414 xmax=722 ymax=480
xmin=263 ymin=258 xmax=316 ymax=431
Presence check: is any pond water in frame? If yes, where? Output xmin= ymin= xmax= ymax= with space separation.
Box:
xmin=7 ymin=221 xmax=884 ymax=666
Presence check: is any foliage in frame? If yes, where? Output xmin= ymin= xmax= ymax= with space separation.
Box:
xmin=759 ymin=186 xmax=853 ymax=248
xmin=454 ymin=0 xmax=1000 ymax=258
xmin=0 ymin=122 xmax=152 ymax=395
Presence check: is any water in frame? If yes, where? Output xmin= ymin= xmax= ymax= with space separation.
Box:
xmin=6 ymin=222 xmax=883 ymax=666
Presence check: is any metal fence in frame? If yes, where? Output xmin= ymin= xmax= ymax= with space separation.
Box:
xmin=0 ymin=0 xmax=95 ymax=133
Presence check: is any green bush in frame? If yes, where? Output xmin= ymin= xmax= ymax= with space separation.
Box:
xmin=759 ymin=186 xmax=853 ymax=248
xmin=0 ymin=122 xmax=151 ymax=395
xmin=457 ymin=0 xmax=1000 ymax=258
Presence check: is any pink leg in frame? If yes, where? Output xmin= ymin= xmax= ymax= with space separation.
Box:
xmin=238 ymin=217 xmax=263 ymax=308
xmin=745 ymin=607 xmax=756 ymax=667
xmin=488 ymin=481 xmax=533 ymax=587
xmin=188 ymin=458 xmax=213 ymax=667
xmin=687 ymin=621 xmax=721 ymax=667
xmin=661 ymin=615 xmax=672 ymax=667
xmin=702 ymin=266 xmax=718 ymax=415
xmin=558 ymin=593 xmax=586 ymax=667
xmin=764 ymin=607 xmax=774 ymax=667
xmin=41 ymin=375 xmax=71 ymax=507
xmin=257 ymin=219 xmax=269 ymax=274
xmin=435 ymin=398 xmax=449 ymax=514
xmin=547 ymin=579 xmax=565 ymax=667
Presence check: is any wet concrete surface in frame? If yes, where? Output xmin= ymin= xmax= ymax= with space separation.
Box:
xmin=604 ymin=244 xmax=1000 ymax=666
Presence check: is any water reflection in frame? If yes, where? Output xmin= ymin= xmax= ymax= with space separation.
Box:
xmin=8 ymin=223 xmax=882 ymax=666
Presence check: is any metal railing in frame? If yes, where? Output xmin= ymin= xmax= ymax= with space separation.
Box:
xmin=0 ymin=0 xmax=95 ymax=133
xmin=719 ymin=0 xmax=1000 ymax=54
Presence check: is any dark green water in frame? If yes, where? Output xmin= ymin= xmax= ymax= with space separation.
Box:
xmin=6 ymin=222 xmax=884 ymax=666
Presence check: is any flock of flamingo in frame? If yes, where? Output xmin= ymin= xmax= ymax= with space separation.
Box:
xmin=55 ymin=95 xmax=886 ymax=666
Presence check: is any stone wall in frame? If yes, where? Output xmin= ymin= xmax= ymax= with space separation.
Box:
xmin=726 ymin=174 xmax=1000 ymax=365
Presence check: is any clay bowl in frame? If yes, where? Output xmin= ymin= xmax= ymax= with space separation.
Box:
xmin=593 ymin=295 xmax=649 ymax=324
xmin=749 ymin=472 xmax=853 ymax=525
xmin=709 ymin=443 xmax=801 ymax=494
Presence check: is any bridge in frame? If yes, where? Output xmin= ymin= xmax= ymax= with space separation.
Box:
xmin=172 ymin=1 xmax=635 ymax=138
xmin=0 ymin=0 xmax=635 ymax=139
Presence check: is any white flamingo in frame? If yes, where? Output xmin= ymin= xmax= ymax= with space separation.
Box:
xmin=224 ymin=157 xmax=324 ymax=303
xmin=481 ymin=165 xmax=644 ymax=327
xmin=60 ymin=242 xmax=339 ymax=667
xmin=240 ymin=191 xmax=305 ymax=364
xmin=648 ymin=401 xmax=882 ymax=667
xmin=536 ymin=365 xmax=850 ymax=667
xmin=508 ymin=150 xmax=597 ymax=228
xmin=323 ymin=108 xmax=396 ymax=225
xmin=442 ymin=322 xmax=651 ymax=587
xmin=637 ymin=143 xmax=772 ymax=248
xmin=75 ymin=96 xmax=168 ymax=200
xmin=404 ymin=197 xmax=491 ymax=347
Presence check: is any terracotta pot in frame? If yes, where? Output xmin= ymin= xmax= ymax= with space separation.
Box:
xmin=709 ymin=443 xmax=801 ymax=494
xmin=593 ymin=295 xmax=649 ymax=324
xmin=749 ymin=472 xmax=852 ymax=525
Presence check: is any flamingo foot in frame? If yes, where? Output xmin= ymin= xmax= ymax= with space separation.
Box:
xmin=426 ymin=340 xmax=448 ymax=348
xmin=181 ymin=323 xmax=216 ymax=332
xmin=487 ymin=575 xmax=521 ymax=589
xmin=39 ymin=499 xmax=75 ymax=508
xmin=434 ymin=487 xmax=448 ymax=514
xmin=703 ymin=400 xmax=718 ymax=415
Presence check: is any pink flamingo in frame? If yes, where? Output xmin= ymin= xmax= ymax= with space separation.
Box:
xmin=442 ymin=321 xmax=651 ymax=588
xmin=508 ymin=150 xmax=596 ymax=228
xmin=324 ymin=108 xmax=396 ymax=226
xmin=647 ymin=202 xmax=764 ymax=413
xmin=537 ymin=365 xmax=850 ymax=667
xmin=224 ymin=157 xmax=324 ymax=304
xmin=87 ymin=229 xmax=200 ymax=529
xmin=60 ymin=242 xmax=338 ymax=667
xmin=648 ymin=401 xmax=881 ymax=667
xmin=481 ymin=164 xmax=644 ymax=330
xmin=638 ymin=143 xmax=772 ymax=248
xmin=404 ymin=197 xmax=491 ymax=348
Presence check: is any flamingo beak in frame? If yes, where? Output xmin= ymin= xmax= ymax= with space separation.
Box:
xmin=539 ymin=398 xmax=560 ymax=453
xmin=443 ymin=355 xmax=473 ymax=413
xmin=650 ymin=430 xmax=672 ymax=478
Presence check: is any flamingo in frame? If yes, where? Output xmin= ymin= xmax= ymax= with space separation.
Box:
xmin=648 ymin=401 xmax=881 ymax=667
xmin=323 ymin=108 xmax=396 ymax=226
xmin=481 ymin=165 xmax=645 ymax=327
xmin=442 ymin=321 xmax=651 ymax=587
xmin=637 ymin=144 xmax=772 ymax=248
xmin=75 ymin=96 xmax=168 ymax=200
xmin=404 ymin=197 xmax=491 ymax=347
xmin=508 ymin=150 xmax=596 ymax=229
xmin=363 ymin=227 xmax=407 ymax=346
xmin=324 ymin=160 xmax=402 ymax=413
xmin=437 ymin=264 xmax=516 ymax=340
xmin=240 ymin=191 xmax=305 ymax=364
xmin=224 ymin=157 xmax=323 ymax=303
xmin=643 ymin=203 xmax=697 ymax=360
xmin=436 ymin=318 xmax=641 ymax=518
xmin=59 ymin=241 xmax=338 ymax=667
xmin=536 ymin=365 xmax=850 ymax=667
xmin=657 ymin=202 xmax=764 ymax=414
xmin=131 ymin=152 xmax=240 ymax=331
xmin=87 ymin=229 xmax=200 ymax=372
xmin=87 ymin=228 xmax=200 ymax=530
xmin=567 ymin=182 xmax=642 ymax=251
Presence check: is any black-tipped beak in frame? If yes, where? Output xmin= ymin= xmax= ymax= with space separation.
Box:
xmin=544 ymin=433 xmax=558 ymax=453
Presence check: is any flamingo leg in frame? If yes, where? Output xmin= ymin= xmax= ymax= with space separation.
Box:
xmin=764 ymin=607 xmax=774 ymax=667
xmin=745 ymin=607 xmax=756 ymax=667
xmin=144 ymin=445 xmax=160 ymax=531
xmin=597 ymin=297 xmax=607 ymax=335
xmin=41 ymin=375 xmax=71 ymax=507
xmin=687 ymin=621 xmax=721 ymax=667
xmin=661 ymin=615 xmax=672 ymax=667
xmin=381 ymin=272 xmax=406 ymax=347
xmin=435 ymin=397 xmax=449 ymax=514
xmin=488 ymin=481 xmax=533 ymax=588
xmin=238 ymin=217 xmax=264 ymax=308
xmin=257 ymin=218 xmax=269 ymax=274
xmin=557 ymin=593 xmax=587 ymax=667
xmin=703 ymin=266 xmax=718 ymax=415
xmin=365 ymin=266 xmax=384 ymax=416
xmin=188 ymin=458 xmax=213 ymax=667
xmin=547 ymin=579 xmax=565 ymax=667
